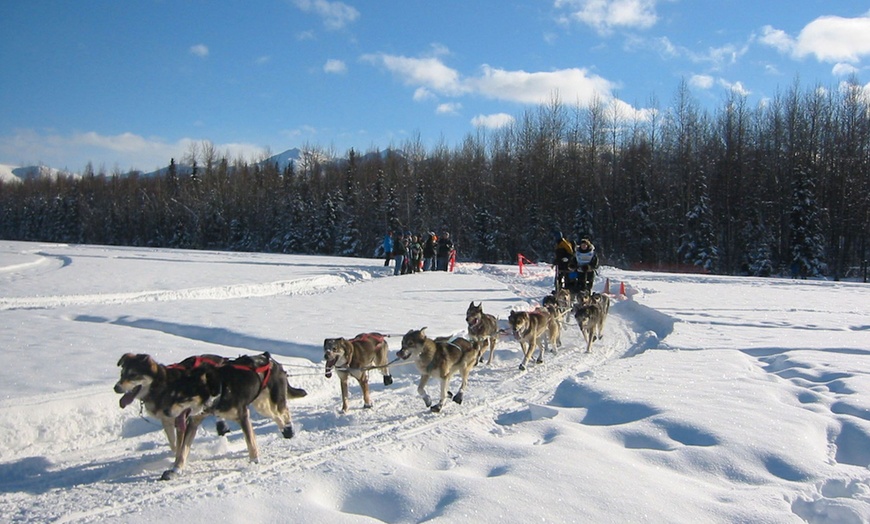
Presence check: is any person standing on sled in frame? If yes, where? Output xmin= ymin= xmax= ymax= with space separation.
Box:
xmin=575 ymin=238 xmax=599 ymax=293
xmin=553 ymin=230 xmax=577 ymax=291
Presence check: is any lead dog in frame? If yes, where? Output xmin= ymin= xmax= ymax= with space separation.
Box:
xmin=509 ymin=309 xmax=554 ymax=370
xmin=465 ymin=301 xmax=500 ymax=365
xmin=158 ymin=352 xmax=307 ymax=480
xmin=115 ymin=353 xmax=229 ymax=451
xmin=323 ymin=333 xmax=393 ymax=413
xmin=398 ymin=329 xmax=479 ymax=413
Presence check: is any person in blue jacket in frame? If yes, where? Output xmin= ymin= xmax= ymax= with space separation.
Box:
xmin=383 ymin=231 xmax=393 ymax=267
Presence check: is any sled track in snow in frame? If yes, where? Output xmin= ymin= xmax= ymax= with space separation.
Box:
xmin=3 ymin=270 xmax=643 ymax=523
xmin=61 ymin=328 xmax=634 ymax=522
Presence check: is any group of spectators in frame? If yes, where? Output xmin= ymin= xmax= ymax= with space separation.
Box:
xmin=383 ymin=230 xmax=456 ymax=275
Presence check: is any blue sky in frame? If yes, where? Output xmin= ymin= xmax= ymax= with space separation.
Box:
xmin=2 ymin=0 xmax=869 ymax=173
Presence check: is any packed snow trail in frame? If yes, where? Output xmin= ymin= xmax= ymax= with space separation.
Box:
xmin=0 ymin=258 xmax=658 ymax=523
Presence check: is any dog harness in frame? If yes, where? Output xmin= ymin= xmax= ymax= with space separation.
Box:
xmin=231 ymin=359 xmax=272 ymax=392
xmin=166 ymin=355 xmax=225 ymax=370
xmin=352 ymin=333 xmax=385 ymax=345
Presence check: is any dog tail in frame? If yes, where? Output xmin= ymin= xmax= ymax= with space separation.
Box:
xmin=287 ymin=383 xmax=308 ymax=399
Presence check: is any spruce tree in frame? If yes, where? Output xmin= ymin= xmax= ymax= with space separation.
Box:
xmin=790 ymin=165 xmax=827 ymax=277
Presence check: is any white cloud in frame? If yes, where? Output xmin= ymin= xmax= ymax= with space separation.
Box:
xmin=471 ymin=113 xmax=515 ymax=129
xmin=761 ymin=15 xmax=870 ymax=63
xmin=255 ymin=56 xmax=271 ymax=66
xmin=363 ymin=48 xmax=650 ymax=122
xmin=759 ymin=26 xmax=795 ymax=54
xmin=555 ymin=0 xmax=659 ymax=34
xmin=832 ymin=63 xmax=859 ymax=76
xmin=413 ymin=87 xmax=435 ymax=101
xmin=292 ymin=0 xmax=359 ymax=30
xmin=323 ymin=59 xmax=347 ymax=74
xmin=470 ymin=65 xmax=616 ymax=106
xmin=689 ymin=74 xmax=714 ymax=90
xmin=189 ymin=44 xmax=209 ymax=58
xmin=361 ymin=53 xmax=466 ymax=96
xmin=436 ymin=102 xmax=462 ymax=115
xmin=653 ymin=36 xmax=749 ymax=70
xmin=718 ymin=79 xmax=750 ymax=96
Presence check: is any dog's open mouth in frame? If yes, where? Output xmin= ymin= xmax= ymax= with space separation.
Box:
xmin=118 ymin=385 xmax=142 ymax=408
xmin=325 ymin=357 xmax=337 ymax=378
xmin=175 ymin=408 xmax=191 ymax=435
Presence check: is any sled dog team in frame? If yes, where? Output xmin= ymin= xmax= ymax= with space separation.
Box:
xmin=114 ymin=287 xmax=610 ymax=480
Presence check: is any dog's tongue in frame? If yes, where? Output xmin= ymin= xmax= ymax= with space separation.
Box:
xmin=175 ymin=408 xmax=191 ymax=435
xmin=118 ymin=385 xmax=142 ymax=408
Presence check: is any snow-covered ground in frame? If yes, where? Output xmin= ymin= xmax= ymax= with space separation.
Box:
xmin=1 ymin=240 xmax=868 ymax=523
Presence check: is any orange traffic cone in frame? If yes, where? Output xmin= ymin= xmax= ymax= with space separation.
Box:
xmin=604 ymin=278 xmax=610 ymax=294
xmin=619 ymin=281 xmax=626 ymax=296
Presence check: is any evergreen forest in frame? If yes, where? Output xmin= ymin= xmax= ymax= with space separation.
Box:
xmin=2 ymin=79 xmax=868 ymax=279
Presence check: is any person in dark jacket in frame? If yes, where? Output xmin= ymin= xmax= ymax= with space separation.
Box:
xmin=408 ymin=235 xmax=423 ymax=273
xmin=392 ymin=233 xmax=407 ymax=276
xmin=574 ymin=238 xmax=599 ymax=292
xmin=422 ymin=232 xmax=437 ymax=271
xmin=436 ymin=231 xmax=454 ymax=271
xmin=553 ymin=230 xmax=577 ymax=291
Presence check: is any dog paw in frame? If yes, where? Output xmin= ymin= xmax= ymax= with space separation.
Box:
xmin=383 ymin=375 xmax=393 ymax=386
xmin=453 ymin=392 xmax=463 ymax=404
xmin=363 ymin=403 xmax=373 ymax=409
xmin=160 ymin=468 xmax=180 ymax=481
xmin=430 ymin=404 xmax=442 ymax=413
xmin=282 ymin=425 xmax=295 ymax=439
xmin=216 ymin=420 xmax=230 ymax=436
xmin=519 ymin=364 xmax=526 ymax=371
xmin=447 ymin=391 xmax=454 ymax=399
xmin=422 ymin=395 xmax=432 ymax=407
xmin=536 ymin=358 xmax=544 ymax=364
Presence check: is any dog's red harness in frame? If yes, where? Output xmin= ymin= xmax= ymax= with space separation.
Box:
xmin=352 ymin=333 xmax=385 ymax=345
xmin=231 ymin=360 xmax=272 ymax=392
xmin=166 ymin=355 xmax=225 ymax=370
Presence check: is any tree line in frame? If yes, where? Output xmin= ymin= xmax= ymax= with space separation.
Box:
xmin=1 ymin=78 xmax=868 ymax=279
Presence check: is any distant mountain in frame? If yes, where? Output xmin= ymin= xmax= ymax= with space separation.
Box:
xmin=0 ymin=164 xmax=75 ymax=183
xmin=261 ymin=148 xmax=302 ymax=170
xmin=1 ymin=147 xmax=402 ymax=182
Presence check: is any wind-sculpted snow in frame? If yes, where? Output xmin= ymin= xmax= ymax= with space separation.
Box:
xmin=0 ymin=273 xmax=366 ymax=311
xmin=1 ymin=242 xmax=869 ymax=523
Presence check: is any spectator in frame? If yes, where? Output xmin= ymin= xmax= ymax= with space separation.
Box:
xmin=408 ymin=235 xmax=423 ymax=273
xmin=422 ymin=232 xmax=438 ymax=271
xmin=436 ymin=231 xmax=455 ymax=271
xmin=382 ymin=231 xmax=393 ymax=267
xmin=392 ymin=233 xmax=407 ymax=275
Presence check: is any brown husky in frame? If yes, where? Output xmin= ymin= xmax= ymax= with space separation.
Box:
xmin=323 ymin=333 xmax=394 ymax=413
xmin=508 ymin=309 xmax=552 ymax=370
xmin=398 ymin=329 xmax=479 ymax=413
xmin=465 ymin=301 xmax=500 ymax=365
xmin=573 ymin=302 xmax=606 ymax=353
